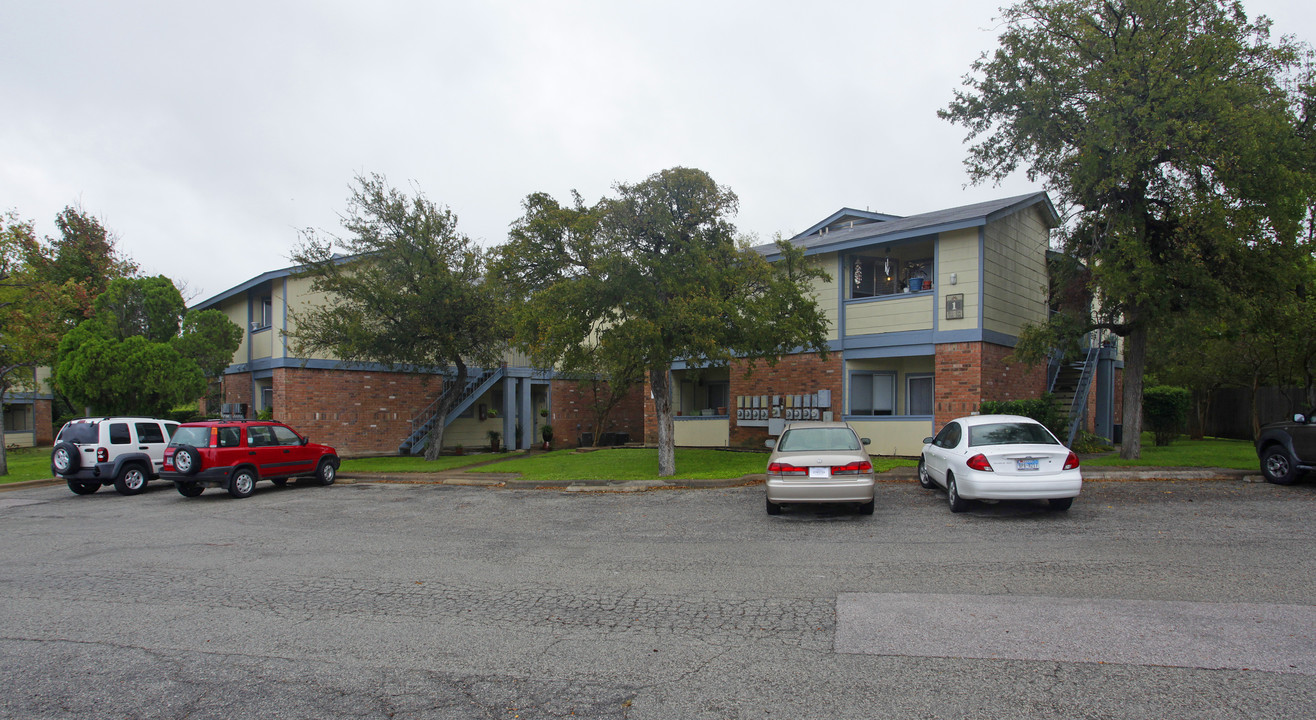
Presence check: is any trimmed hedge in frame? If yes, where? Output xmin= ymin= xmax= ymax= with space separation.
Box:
xmin=1143 ymin=385 xmax=1191 ymax=446
xmin=979 ymin=394 xmax=1065 ymax=439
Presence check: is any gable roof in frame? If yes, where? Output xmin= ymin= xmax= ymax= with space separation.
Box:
xmin=756 ymin=192 xmax=1058 ymax=260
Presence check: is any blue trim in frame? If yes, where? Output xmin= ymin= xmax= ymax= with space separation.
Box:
xmin=844 ymin=345 xmax=935 ymax=360
xmin=843 ymin=415 xmax=935 ymax=423
xmin=844 ymin=330 xmax=934 ymax=350
xmin=798 ymin=208 xmax=903 ymax=239
xmin=836 ymin=254 xmax=846 ymax=350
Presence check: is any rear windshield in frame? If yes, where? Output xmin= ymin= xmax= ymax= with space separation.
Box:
xmin=171 ymin=426 xmax=213 ymax=448
xmin=777 ymin=427 xmax=862 ymax=452
xmin=968 ymin=422 xmax=1059 ymax=447
xmin=58 ymin=422 xmax=99 ymax=444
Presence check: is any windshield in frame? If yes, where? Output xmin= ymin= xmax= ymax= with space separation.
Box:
xmin=968 ymin=422 xmax=1059 ymax=447
xmin=777 ymin=427 xmax=861 ymax=452
xmin=58 ymin=422 xmax=99 ymax=444
xmin=171 ymin=426 xmax=212 ymax=448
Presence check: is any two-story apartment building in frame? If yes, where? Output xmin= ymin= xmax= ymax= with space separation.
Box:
xmin=200 ymin=191 xmax=1116 ymax=458
xmin=193 ymin=267 xmax=643 ymax=456
xmin=646 ymin=192 xmax=1120 ymax=456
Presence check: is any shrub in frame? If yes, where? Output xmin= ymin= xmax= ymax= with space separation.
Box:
xmin=1143 ymin=385 xmax=1191 ymax=446
xmin=980 ymin=394 xmax=1065 ymax=438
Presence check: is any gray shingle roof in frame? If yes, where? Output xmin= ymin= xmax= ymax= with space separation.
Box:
xmin=754 ymin=192 xmax=1056 ymax=259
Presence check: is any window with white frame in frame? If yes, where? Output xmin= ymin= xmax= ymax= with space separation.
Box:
xmin=907 ymin=374 xmax=934 ymax=416
xmin=849 ymin=371 xmax=895 ymax=416
xmin=259 ymin=296 xmax=273 ymax=329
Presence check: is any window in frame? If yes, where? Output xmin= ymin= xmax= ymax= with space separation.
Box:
xmin=932 ymin=421 xmax=962 ymax=449
xmin=3 ymin=404 xmax=34 ymax=433
xmin=706 ymin=382 xmax=729 ymax=414
xmin=907 ymin=374 xmax=934 ymax=416
xmin=135 ymin=422 xmax=166 ymax=444
xmin=850 ymin=255 xmax=900 ymax=299
xmin=247 ymin=426 xmax=276 ymax=447
xmin=847 ymin=241 xmax=934 ymax=299
xmin=254 ymin=296 xmax=273 ymax=330
xmin=969 ymin=422 xmax=1060 ymax=447
xmin=849 ymin=372 xmax=895 ymax=416
xmin=261 ymin=387 xmax=274 ymax=413
xmin=271 ymin=425 xmax=303 ymax=446
xmin=109 ymin=423 xmax=132 ymax=445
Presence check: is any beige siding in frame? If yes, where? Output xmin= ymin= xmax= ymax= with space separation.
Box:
xmin=936 ymin=227 xmax=981 ymax=332
xmin=983 ymin=207 xmax=1050 ymax=337
xmin=846 ymin=419 xmax=935 ymax=456
xmin=674 ymin=418 xmax=730 ymax=447
xmin=845 ymin=295 xmax=934 ymax=336
xmin=283 ymin=274 xmax=341 ymax=362
xmin=809 ymin=252 xmax=840 ymax=342
xmin=218 ymin=296 xmax=250 ymax=363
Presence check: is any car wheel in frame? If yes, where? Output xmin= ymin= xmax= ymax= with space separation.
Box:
xmin=1261 ymin=446 xmax=1299 ymax=485
xmin=947 ymin=473 xmax=969 ymax=513
xmin=52 ymin=442 xmax=81 ymax=475
xmin=765 ymin=497 xmax=782 ymax=515
xmin=173 ymin=445 xmax=202 ymax=476
xmin=176 ymin=482 xmax=204 ymax=497
xmin=228 ymin=469 xmax=257 ymax=499
xmin=917 ymin=457 xmax=936 ymax=489
xmin=270 ymin=477 xmax=289 ymax=488
xmin=315 ymin=458 xmax=337 ymax=486
xmin=67 ymin=480 xmax=99 ymax=495
xmin=113 ymin=464 xmax=149 ymax=496
xmin=857 ymin=498 xmax=875 ymax=515
xmin=1048 ymin=497 xmax=1074 ymax=511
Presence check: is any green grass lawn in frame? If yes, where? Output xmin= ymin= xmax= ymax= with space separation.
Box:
xmin=466 ymin=447 xmax=918 ymax=482
xmin=1081 ymin=434 xmax=1257 ymax=470
xmin=339 ymin=452 xmax=517 ymax=474
xmin=0 ymin=446 xmax=54 ymax=484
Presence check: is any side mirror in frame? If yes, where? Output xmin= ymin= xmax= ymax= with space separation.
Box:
xmin=922 ymin=437 xmax=935 ymax=444
xmin=1296 ymin=414 xmax=1308 ymax=424
xmin=861 ymin=438 xmax=871 ymax=445
xmin=301 ymin=436 xmax=310 ymax=446
xmin=764 ymin=439 xmax=776 ymax=449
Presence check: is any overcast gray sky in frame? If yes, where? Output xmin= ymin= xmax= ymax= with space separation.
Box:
xmin=4 ymin=0 xmax=1313 ymax=302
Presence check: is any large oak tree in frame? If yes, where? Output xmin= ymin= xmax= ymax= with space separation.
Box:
xmin=495 ymin=167 xmax=831 ymax=477
xmin=942 ymin=0 xmax=1315 ymax=457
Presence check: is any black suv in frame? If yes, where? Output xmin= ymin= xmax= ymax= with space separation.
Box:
xmin=1256 ymin=408 xmax=1316 ymax=485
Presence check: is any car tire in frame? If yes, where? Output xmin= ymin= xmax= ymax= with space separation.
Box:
xmin=270 ymin=477 xmax=288 ymax=488
xmin=947 ymin=473 xmax=969 ymax=513
xmin=315 ymin=458 xmax=337 ymax=486
xmin=1048 ymin=497 xmax=1074 ymax=512
xmin=765 ymin=497 xmax=782 ymax=515
xmin=176 ymin=482 xmax=204 ymax=497
xmin=67 ymin=479 xmax=99 ymax=495
xmin=917 ymin=457 xmax=936 ymax=489
xmin=173 ymin=445 xmax=202 ymax=476
xmin=1261 ymin=445 xmax=1300 ymax=485
xmin=52 ymin=442 xmax=81 ymax=475
xmin=113 ymin=464 xmax=149 ymax=496
xmin=228 ymin=468 xmax=257 ymax=499
xmin=857 ymin=498 xmax=875 ymax=515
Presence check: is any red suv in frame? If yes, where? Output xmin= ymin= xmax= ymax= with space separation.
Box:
xmin=162 ymin=420 xmax=340 ymax=498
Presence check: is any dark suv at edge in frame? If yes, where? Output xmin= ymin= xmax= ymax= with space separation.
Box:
xmin=1256 ymin=408 xmax=1316 ymax=485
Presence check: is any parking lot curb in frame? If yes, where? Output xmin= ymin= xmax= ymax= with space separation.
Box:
xmin=0 ymin=477 xmax=60 ymax=493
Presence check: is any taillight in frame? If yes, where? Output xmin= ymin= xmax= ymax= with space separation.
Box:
xmin=831 ymin=460 xmax=873 ymax=475
xmin=966 ymin=453 xmax=993 ymax=472
xmin=96 ymin=447 xmax=108 ymax=463
xmin=768 ymin=462 xmax=807 ymax=476
xmin=1063 ymin=451 xmax=1080 ymax=470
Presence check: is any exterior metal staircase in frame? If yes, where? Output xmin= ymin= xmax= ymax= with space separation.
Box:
xmin=398 ymin=367 xmax=504 ymax=455
xmin=1047 ymin=346 xmax=1101 ymax=448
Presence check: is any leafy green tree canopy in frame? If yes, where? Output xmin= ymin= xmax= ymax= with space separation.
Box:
xmin=941 ymin=0 xmax=1315 ymax=458
xmin=495 ymin=167 xmax=831 ymax=476
xmin=289 ymin=173 xmax=508 ymax=460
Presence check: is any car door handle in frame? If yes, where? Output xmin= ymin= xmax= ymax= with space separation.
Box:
xmin=139 ymin=446 xmax=149 ymax=450
xmin=249 ymin=451 xmax=257 ymax=456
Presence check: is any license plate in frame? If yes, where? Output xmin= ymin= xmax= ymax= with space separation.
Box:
xmin=809 ymin=466 xmax=831 ymax=479
xmin=1015 ymin=458 xmax=1040 ymax=471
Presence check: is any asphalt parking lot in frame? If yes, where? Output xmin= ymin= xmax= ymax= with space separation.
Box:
xmin=1 ymin=476 xmax=1314 ymax=719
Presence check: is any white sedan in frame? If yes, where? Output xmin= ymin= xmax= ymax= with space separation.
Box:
xmin=918 ymin=414 xmax=1081 ymax=513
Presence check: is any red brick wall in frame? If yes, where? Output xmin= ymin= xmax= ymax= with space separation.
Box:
xmin=35 ymin=398 xmax=53 ymax=445
xmin=728 ymin=353 xmax=842 ymax=447
xmin=934 ymin=341 xmax=1045 ymax=428
xmin=223 ymin=372 xmax=254 ymax=415
xmin=549 ymin=378 xmax=645 ymax=447
xmin=267 ymin=368 xmax=443 ymax=455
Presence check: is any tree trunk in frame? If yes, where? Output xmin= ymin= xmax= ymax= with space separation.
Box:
xmin=1251 ymin=370 xmax=1262 ymax=441
xmin=650 ymin=367 xmax=675 ymax=477
xmin=423 ymin=361 xmax=467 ymax=461
xmin=1119 ymin=322 xmax=1147 ymax=460
xmin=0 ymin=386 xmax=9 ymax=476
